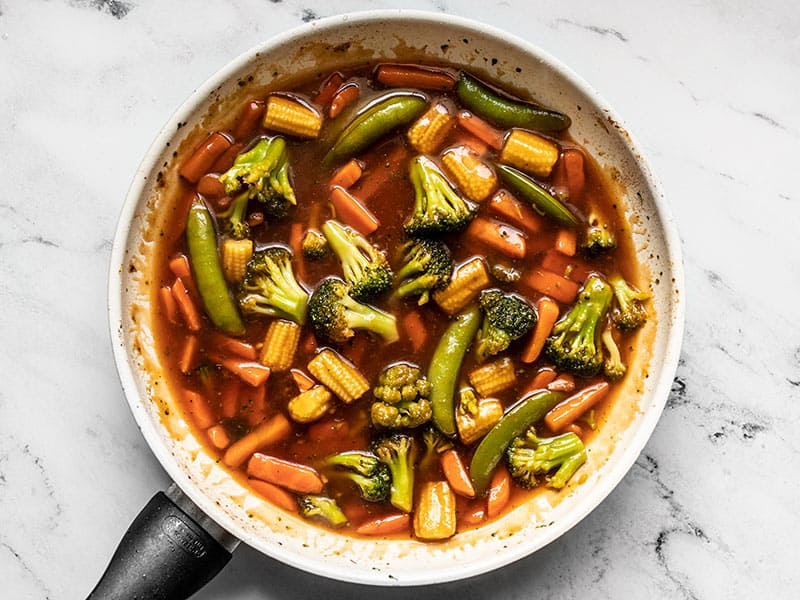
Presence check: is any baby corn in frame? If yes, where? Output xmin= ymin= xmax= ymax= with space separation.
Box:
xmin=263 ymin=95 xmax=322 ymax=139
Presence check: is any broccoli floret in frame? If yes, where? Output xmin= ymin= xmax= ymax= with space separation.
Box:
xmin=297 ymin=495 xmax=348 ymax=528
xmin=474 ymin=289 xmax=537 ymax=362
xmin=238 ymin=246 xmax=309 ymax=325
xmin=323 ymin=451 xmax=391 ymax=502
xmin=372 ymin=433 xmax=417 ymax=513
xmin=301 ymin=228 xmax=328 ymax=260
xmin=371 ymin=363 xmax=433 ymax=429
xmin=505 ymin=427 xmax=587 ymax=490
xmin=601 ymin=326 xmax=626 ymax=380
xmin=490 ymin=262 xmax=521 ymax=283
xmin=543 ymin=275 xmax=612 ymax=377
xmin=403 ymin=156 xmax=477 ymax=237
xmin=581 ymin=210 xmax=616 ymax=256
xmin=320 ymin=220 xmax=392 ymax=301
xmin=609 ymin=273 xmax=650 ymax=331
xmin=421 ymin=426 xmax=453 ymax=468
xmin=395 ymin=239 xmax=453 ymax=305
xmin=308 ymin=277 xmax=399 ymax=344
xmin=219 ymin=137 xmax=296 ymax=218
xmin=216 ymin=192 xmax=251 ymax=240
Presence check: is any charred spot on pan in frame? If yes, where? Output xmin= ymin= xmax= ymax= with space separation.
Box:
xmin=440 ymin=44 xmax=450 ymax=52
xmin=333 ymin=42 xmax=351 ymax=53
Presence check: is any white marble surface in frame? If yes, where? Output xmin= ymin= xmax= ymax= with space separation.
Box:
xmin=1 ymin=0 xmax=799 ymax=598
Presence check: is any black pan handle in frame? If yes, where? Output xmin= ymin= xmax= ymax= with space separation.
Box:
xmin=87 ymin=485 xmax=239 ymax=599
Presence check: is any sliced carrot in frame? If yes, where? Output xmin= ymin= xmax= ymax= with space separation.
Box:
xmin=440 ymin=449 xmax=476 ymax=498
xmin=464 ymin=217 xmax=526 ymax=259
xmin=219 ymin=358 xmax=271 ymax=387
xmin=402 ymin=310 xmax=428 ymax=353
xmin=288 ymin=221 xmax=307 ymax=281
xmin=247 ymin=453 xmax=325 ymax=494
xmin=329 ymin=186 xmax=379 ymax=235
xmin=375 ymin=64 xmax=456 ymax=91
xmin=487 ymin=465 xmax=511 ymax=518
xmin=523 ymin=367 xmax=558 ymax=395
xmin=329 ymin=83 xmax=360 ymax=118
xmin=159 ymin=286 xmax=179 ymax=324
xmin=211 ymin=142 xmax=244 ymax=174
xmin=209 ymin=332 xmax=257 ymax=360
xmin=220 ymin=377 xmax=240 ymax=419
xmin=521 ymin=269 xmax=580 ymax=304
xmin=197 ymin=173 xmax=226 ymax=198
xmin=171 ymin=277 xmax=201 ymax=331
xmin=547 ymin=373 xmax=575 ymax=393
xmin=223 ymin=413 xmax=291 ymax=468
xmin=178 ymin=335 xmax=200 ymax=374
xmin=459 ymin=501 xmax=487 ymax=526
xmin=521 ymin=296 xmax=560 ymax=363
xmin=328 ymin=158 xmax=363 ymax=190
xmin=486 ymin=190 xmax=544 ymax=234
xmin=182 ymin=389 xmax=216 ymax=429
xmin=456 ymin=110 xmax=504 ymax=150
xmin=232 ymin=99 xmax=265 ymax=141
xmin=290 ymin=368 xmax=315 ymax=392
xmin=356 ymin=513 xmax=411 ymax=536
xmin=351 ymin=143 xmax=408 ymax=201
xmin=540 ymin=249 xmax=593 ymax=283
xmin=249 ymin=478 xmax=298 ymax=513
xmin=554 ymin=229 xmax=577 ymax=257
xmin=169 ymin=255 xmax=192 ymax=279
xmin=207 ymin=425 xmax=231 ymax=450
xmin=545 ymin=381 xmax=610 ymax=432
xmin=315 ymin=71 xmax=346 ymax=108
xmin=446 ymin=130 xmax=489 ymax=156
xmin=563 ymin=148 xmax=585 ymax=200
xmin=179 ymin=131 xmax=233 ymax=183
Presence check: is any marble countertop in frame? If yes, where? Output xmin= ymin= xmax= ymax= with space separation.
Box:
xmin=2 ymin=1 xmax=798 ymax=598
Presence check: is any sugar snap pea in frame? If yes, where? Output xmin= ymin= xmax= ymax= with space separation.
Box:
xmin=496 ymin=164 xmax=578 ymax=228
xmin=323 ymin=91 xmax=427 ymax=166
xmin=429 ymin=305 xmax=482 ymax=436
xmin=470 ymin=389 xmax=565 ymax=495
xmin=456 ymin=71 xmax=571 ymax=133
xmin=185 ymin=197 xmax=246 ymax=336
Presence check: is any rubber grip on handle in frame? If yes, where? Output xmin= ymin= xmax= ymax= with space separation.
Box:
xmin=87 ymin=491 xmax=232 ymax=600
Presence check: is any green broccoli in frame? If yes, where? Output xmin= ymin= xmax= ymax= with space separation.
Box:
xmin=421 ymin=426 xmax=453 ymax=469
xmin=323 ymin=451 xmax=391 ymax=503
xmin=581 ymin=210 xmax=616 ymax=256
xmin=219 ymin=136 xmax=296 ymax=219
xmin=321 ymin=219 xmax=393 ymax=301
xmin=601 ymin=326 xmax=626 ymax=380
xmin=297 ymin=495 xmax=348 ymax=527
xmin=395 ymin=239 xmax=453 ymax=305
xmin=543 ymin=275 xmax=612 ymax=377
xmin=238 ymin=246 xmax=309 ymax=325
xmin=474 ymin=289 xmax=537 ymax=362
xmin=216 ymin=192 xmax=251 ymax=240
xmin=301 ymin=228 xmax=328 ymax=260
xmin=505 ymin=426 xmax=587 ymax=490
xmin=403 ymin=155 xmax=478 ymax=237
xmin=308 ymin=277 xmax=399 ymax=344
xmin=608 ymin=273 xmax=650 ymax=331
xmin=372 ymin=433 xmax=417 ymax=513
xmin=371 ymin=363 xmax=433 ymax=429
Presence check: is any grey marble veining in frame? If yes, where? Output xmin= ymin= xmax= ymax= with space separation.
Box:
xmin=2 ymin=1 xmax=799 ymax=598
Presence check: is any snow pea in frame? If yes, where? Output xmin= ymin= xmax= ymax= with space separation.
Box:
xmin=185 ymin=197 xmax=245 ymax=336
xmin=496 ymin=164 xmax=579 ymax=228
xmin=429 ymin=305 xmax=482 ymax=436
xmin=323 ymin=91 xmax=427 ymax=166
xmin=470 ymin=389 xmax=565 ymax=495
xmin=455 ymin=71 xmax=571 ymax=132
